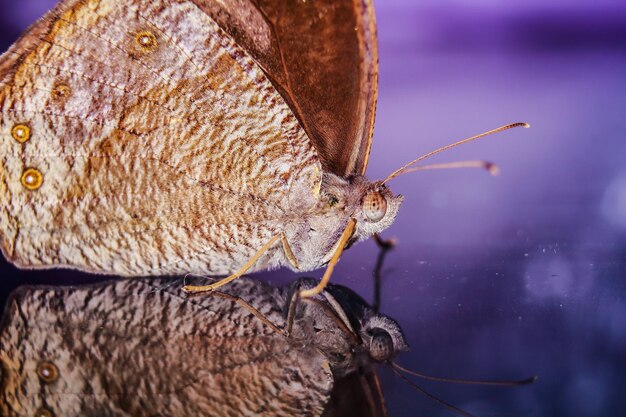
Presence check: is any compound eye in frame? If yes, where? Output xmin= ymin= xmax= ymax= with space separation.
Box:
xmin=369 ymin=329 xmax=394 ymax=362
xmin=363 ymin=191 xmax=387 ymax=222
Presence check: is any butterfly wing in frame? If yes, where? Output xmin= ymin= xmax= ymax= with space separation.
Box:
xmin=192 ymin=0 xmax=379 ymax=177
xmin=322 ymin=370 xmax=388 ymax=417
xmin=0 ymin=0 xmax=322 ymax=276
xmin=0 ymin=278 xmax=333 ymax=416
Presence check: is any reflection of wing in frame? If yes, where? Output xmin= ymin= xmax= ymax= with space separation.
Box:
xmin=197 ymin=0 xmax=379 ymax=177
xmin=0 ymin=0 xmax=322 ymax=276
xmin=0 ymin=278 xmax=333 ymax=416
xmin=322 ymin=362 xmax=388 ymax=417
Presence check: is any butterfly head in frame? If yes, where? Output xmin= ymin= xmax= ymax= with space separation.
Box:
xmin=359 ymin=313 xmax=409 ymax=363
xmin=353 ymin=180 xmax=403 ymax=240
xmin=318 ymin=174 xmax=403 ymax=243
xmin=315 ymin=280 xmax=409 ymax=367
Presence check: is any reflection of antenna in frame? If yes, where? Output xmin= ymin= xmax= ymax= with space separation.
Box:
xmin=372 ymin=234 xmax=394 ymax=312
xmin=392 ymin=363 xmax=537 ymax=417
xmin=392 ymin=367 xmax=475 ymax=417
xmin=382 ymin=122 xmax=530 ymax=184
xmin=394 ymin=362 xmax=538 ymax=386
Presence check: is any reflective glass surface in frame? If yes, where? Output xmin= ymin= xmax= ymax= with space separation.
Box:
xmin=0 ymin=1 xmax=624 ymax=416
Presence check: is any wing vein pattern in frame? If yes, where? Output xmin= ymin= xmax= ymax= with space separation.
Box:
xmin=0 ymin=0 xmax=323 ymax=276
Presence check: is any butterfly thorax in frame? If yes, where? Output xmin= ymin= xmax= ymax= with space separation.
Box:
xmin=279 ymin=174 xmax=403 ymax=273
xmin=286 ymin=279 xmax=409 ymax=380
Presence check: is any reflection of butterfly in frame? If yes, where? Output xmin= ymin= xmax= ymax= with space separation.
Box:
xmin=0 ymin=0 xmax=405 ymax=296
xmin=0 ymin=276 xmax=408 ymax=417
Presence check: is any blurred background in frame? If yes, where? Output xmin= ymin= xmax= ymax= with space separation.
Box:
xmin=1 ymin=0 xmax=625 ymax=416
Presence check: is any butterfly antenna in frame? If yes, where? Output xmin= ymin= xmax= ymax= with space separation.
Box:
xmin=382 ymin=122 xmax=529 ymax=184
xmin=391 ymin=366 xmax=476 ymax=417
xmin=393 ymin=362 xmax=538 ymax=386
xmin=395 ymin=160 xmax=500 ymax=177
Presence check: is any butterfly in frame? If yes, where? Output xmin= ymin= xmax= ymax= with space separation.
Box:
xmin=0 ymin=0 xmax=391 ymax=295
xmin=0 ymin=0 xmax=527 ymax=297
xmin=0 ymin=275 xmax=408 ymax=417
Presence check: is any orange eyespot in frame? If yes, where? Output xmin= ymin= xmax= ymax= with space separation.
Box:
xmin=51 ymin=83 xmax=71 ymax=100
xmin=21 ymin=168 xmax=43 ymax=190
xmin=37 ymin=361 xmax=59 ymax=383
xmin=12 ymin=124 xmax=30 ymax=143
xmin=363 ymin=191 xmax=387 ymax=222
xmin=135 ymin=31 xmax=158 ymax=52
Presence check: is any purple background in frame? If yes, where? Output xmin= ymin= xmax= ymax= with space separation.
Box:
xmin=1 ymin=1 xmax=625 ymax=416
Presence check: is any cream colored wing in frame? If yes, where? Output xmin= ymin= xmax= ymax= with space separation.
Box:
xmin=0 ymin=278 xmax=333 ymax=416
xmin=0 ymin=0 xmax=322 ymax=276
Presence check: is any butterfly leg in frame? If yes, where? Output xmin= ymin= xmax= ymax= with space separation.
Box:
xmin=285 ymin=289 xmax=301 ymax=336
xmin=299 ymin=218 xmax=357 ymax=298
xmin=281 ymin=233 xmax=299 ymax=270
xmin=182 ymin=234 xmax=283 ymax=294
xmin=206 ymin=291 xmax=286 ymax=336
